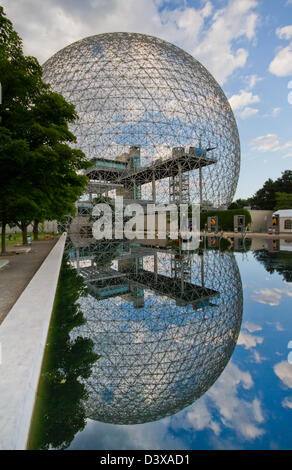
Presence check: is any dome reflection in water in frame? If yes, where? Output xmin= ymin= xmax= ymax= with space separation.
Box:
xmin=66 ymin=236 xmax=243 ymax=425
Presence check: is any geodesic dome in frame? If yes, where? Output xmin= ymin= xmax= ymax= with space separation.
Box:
xmin=69 ymin=244 xmax=243 ymax=425
xmin=43 ymin=32 xmax=240 ymax=207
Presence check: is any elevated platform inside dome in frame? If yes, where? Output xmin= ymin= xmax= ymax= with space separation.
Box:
xmin=126 ymin=269 xmax=218 ymax=306
xmin=86 ymin=181 xmax=124 ymax=193
xmin=121 ymin=150 xmax=216 ymax=186
xmin=84 ymin=267 xmax=218 ymax=306
xmin=86 ymin=148 xmax=216 ymax=186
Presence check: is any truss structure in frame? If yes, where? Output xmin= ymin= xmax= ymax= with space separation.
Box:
xmin=43 ymin=32 xmax=240 ymax=207
xmin=67 ymin=236 xmax=243 ymax=425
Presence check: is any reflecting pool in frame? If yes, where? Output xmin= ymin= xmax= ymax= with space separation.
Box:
xmin=29 ymin=236 xmax=292 ymax=450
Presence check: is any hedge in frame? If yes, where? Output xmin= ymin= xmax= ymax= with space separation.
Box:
xmin=199 ymin=209 xmax=251 ymax=231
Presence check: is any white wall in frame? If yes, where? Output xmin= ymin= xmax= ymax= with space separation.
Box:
xmin=279 ymin=217 xmax=292 ymax=233
xmin=249 ymin=210 xmax=273 ymax=233
xmin=0 ymin=233 xmax=67 ymax=449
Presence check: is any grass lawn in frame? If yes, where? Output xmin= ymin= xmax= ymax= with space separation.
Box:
xmin=0 ymin=232 xmax=58 ymax=246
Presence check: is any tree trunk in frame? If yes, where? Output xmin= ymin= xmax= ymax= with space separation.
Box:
xmin=33 ymin=219 xmax=39 ymax=241
xmin=1 ymin=222 xmax=6 ymax=254
xmin=21 ymin=223 xmax=28 ymax=245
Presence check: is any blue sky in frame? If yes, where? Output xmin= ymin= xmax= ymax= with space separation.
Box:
xmin=2 ymin=0 xmax=292 ymax=200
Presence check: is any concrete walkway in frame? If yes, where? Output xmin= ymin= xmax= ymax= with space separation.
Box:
xmin=0 ymin=238 xmax=58 ymax=324
xmin=0 ymin=233 xmax=66 ymax=450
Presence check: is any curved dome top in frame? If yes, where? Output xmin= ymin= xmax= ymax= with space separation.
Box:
xmin=43 ymin=32 xmax=240 ymax=206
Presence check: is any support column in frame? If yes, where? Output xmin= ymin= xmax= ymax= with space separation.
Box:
xmin=76 ymin=247 xmax=80 ymax=275
xmin=154 ymin=253 xmax=158 ymax=283
xmin=181 ymin=261 xmax=184 ymax=294
xmin=152 ymin=171 xmax=156 ymax=203
xmin=199 ymin=166 xmax=202 ymax=207
xmin=178 ymin=163 xmax=182 ymax=205
xmin=201 ymin=253 xmax=205 ymax=288
xmin=133 ymin=181 xmax=137 ymax=200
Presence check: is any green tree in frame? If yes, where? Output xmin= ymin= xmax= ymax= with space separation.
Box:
xmin=0 ymin=7 xmax=90 ymax=252
xmin=228 ymin=198 xmax=251 ymax=210
xmin=250 ymin=178 xmax=275 ymax=210
xmin=20 ymin=91 xmax=91 ymax=241
xmin=250 ymin=171 xmax=292 ymax=210
xmin=274 ymin=192 xmax=292 ymax=210
xmin=0 ymin=6 xmax=44 ymax=252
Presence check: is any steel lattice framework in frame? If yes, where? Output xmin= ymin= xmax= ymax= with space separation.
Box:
xmin=68 ymin=239 xmax=243 ymax=425
xmin=43 ymin=32 xmax=240 ymax=207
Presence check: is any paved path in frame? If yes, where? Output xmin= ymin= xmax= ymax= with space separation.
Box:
xmin=0 ymin=238 xmax=58 ymax=324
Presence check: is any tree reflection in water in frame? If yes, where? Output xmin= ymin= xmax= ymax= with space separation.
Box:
xmin=253 ymin=248 xmax=292 ymax=283
xmin=28 ymin=259 xmax=99 ymax=450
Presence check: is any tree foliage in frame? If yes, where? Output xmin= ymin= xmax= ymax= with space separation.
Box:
xmin=228 ymin=198 xmax=251 ymax=210
xmin=274 ymin=192 xmax=292 ymax=211
xmin=250 ymin=171 xmax=292 ymax=210
xmin=0 ymin=6 xmax=90 ymax=252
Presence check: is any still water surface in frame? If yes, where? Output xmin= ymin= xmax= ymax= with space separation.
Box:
xmin=29 ymin=236 xmax=292 ymax=450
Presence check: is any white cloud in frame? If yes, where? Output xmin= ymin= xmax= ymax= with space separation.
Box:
xmin=269 ymin=26 xmax=292 ymax=77
xmin=206 ymin=363 xmax=265 ymax=440
xmin=250 ymin=134 xmax=281 ymax=152
xmin=271 ymin=107 xmax=281 ymax=117
xmin=252 ymin=350 xmax=267 ymax=364
xmin=70 ymin=416 xmax=185 ymax=450
xmin=250 ymin=134 xmax=292 ymax=153
xmin=1 ymin=0 xmax=259 ymax=85
xmin=245 ymin=74 xmax=264 ymax=89
xmin=262 ymin=107 xmax=282 ymax=118
xmin=237 ymin=106 xmax=259 ymax=118
xmin=282 ymin=396 xmax=292 ymax=408
xmin=243 ymin=322 xmax=262 ymax=333
xmin=184 ymin=400 xmax=221 ymax=436
xmin=276 ymin=25 xmax=292 ymax=40
xmin=237 ymin=331 xmax=263 ymax=349
xmin=253 ymin=287 xmax=292 ymax=306
xmin=275 ymin=322 xmax=285 ymax=331
xmin=269 ymin=44 xmax=292 ymax=77
xmin=274 ymin=361 xmax=292 ymax=388
xmin=171 ymin=361 xmax=265 ymax=442
xmin=229 ymin=90 xmax=260 ymax=110
xmin=187 ymin=0 xmax=259 ymax=84
xmin=251 ymin=288 xmax=281 ymax=306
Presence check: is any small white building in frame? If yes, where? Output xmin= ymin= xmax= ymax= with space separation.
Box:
xmin=273 ymin=209 xmax=292 ymax=233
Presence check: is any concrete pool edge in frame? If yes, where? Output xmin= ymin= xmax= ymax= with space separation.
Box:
xmin=0 ymin=232 xmax=67 ymax=450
